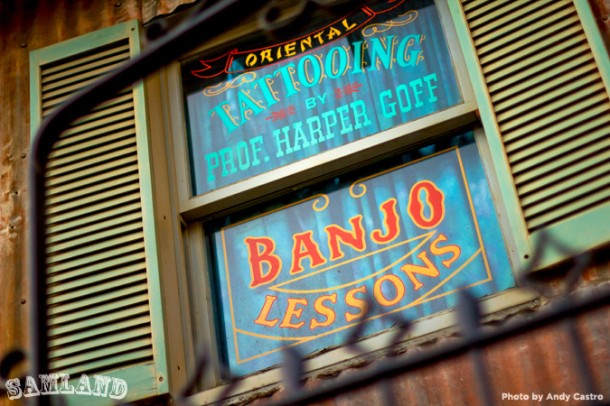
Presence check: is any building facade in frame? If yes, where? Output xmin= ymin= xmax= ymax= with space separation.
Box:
xmin=1 ymin=0 xmax=610 ymax=405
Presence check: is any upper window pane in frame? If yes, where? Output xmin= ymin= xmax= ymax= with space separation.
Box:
xmin=181 ymin=0 xmax=463 ymax=195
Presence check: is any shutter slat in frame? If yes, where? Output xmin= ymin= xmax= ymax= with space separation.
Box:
xmin=526 ymin=187 xmax=610 ymax=231
xmin=43 ymin=73 xmax=117 ymax=103
xmin=47 ymin=148 xmax=138 ymax=181
xmin=50 ymin=326 xmax=152 ymax=358
xmin=49 ymin=284 xmax=149 ymax=318
xmin=479 ymin=10 xmax=582 ymax=61
xmin=517 ymin=150 xmax=610 ymax=196
xmin=51 ymin=127 xmax=136 ymax=160
xmin=472 ymin=1 xmax=568 ymax=47
xmin=46 ymin=232 xmax=144 ymax=265
xmin=49 ymin=261 xmax=146 ymax=292
xmin=48 ymin=241 xmax=145 ymax=274
xmin=505 ymin=105 xmax=609 ymax=156
xmin=491 ymin=54 xmax=596 ymax=105
xmin=50 ymin=339 xmax=153 ymax=371
xmin=50 ymin=315 xmax=151 ymax=346
xmin=48 ymin=253 xmax=146 ymax=285
xmin=47 ymin=202 xmax=142 ymax=236
xmin=42 ymin=42 xmax=130 ymax=78
xmin=512 ymin=127 xmax=610 ymax=178
xmin=49 ymin=272 xmax=149 ymax=305
xmin=494 ymin=64 xmax=598 ymax=114
xmin=467 ymin=1 xmax=522 ymax=30
xmin=481 ymin=19 xmax=582 ymax=75
xmin=47 ymin=221 xmax=144 ymax=255
xmin=47 ymin=171 xmax=139 ymax=206
xmin=49 ymin=304 xmax=151 ymax=337
xmin=47 ymin=182 xmax=141 ymax=216
xmin=502 ymin=93 xmax=609 ymax=144
xmin=62 ymin=95 xmax=134 ymax=138
xmin=47 ymin=191 xmax=141 ymax=225
xmin=498 ymin=83 xmax=606 ymax=132
xmin=485 ymin=39 xmax=590 ymax=88
xmin=49 ymin=135 xmax=137 ymax=170
xmin=521 ymin=164 xmax=610 ymax=211
xmin=496 ymin=72 xmax=600 ymax=123
xmin=49 ymin=293 xmax=150 ymax=327
xmin=47 ymin=155 xmax=138 ymax=188
xmin=462 ymin=0 xmax=496 ymax=13
xmin=47 ymin=158 xmax=138 ymax=199
xmin=42 ymin=53 xmax=130 ymax=92
xmin=42 ymin=89 xmax=131 ymax=118
xmin=51 ymin=349 xmax=153 ymax=377
xmin=463 ymin=0 xmax=511 ymax=20
xmin=58 ymin=111 xmax=135 ymax=140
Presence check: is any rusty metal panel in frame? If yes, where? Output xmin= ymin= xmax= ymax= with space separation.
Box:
xmin=141 ymin=0 xmax=197 ymax=22
xmin=248 ymin=302 xmax=610 ymax=405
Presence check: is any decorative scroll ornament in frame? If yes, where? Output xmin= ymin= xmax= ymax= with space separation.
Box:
xmin=362 ymin=10 xmax=418 ymax=37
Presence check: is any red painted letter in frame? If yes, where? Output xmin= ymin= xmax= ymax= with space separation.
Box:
xmin=325 ymin=215 xmax=366 ymax=260
xmin=408 ymin=180 xmax=444 ymax=229
xmin=371 ymin=198 xmax=400 ymax=244
xmin=290 ymin=231 xmax=327 ymax=274
xmin=245 ymin=237 xmax=282 ymax=288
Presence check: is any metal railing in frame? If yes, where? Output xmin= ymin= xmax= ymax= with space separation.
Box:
xmin=0 ymin=0 xmax=608 ymax=405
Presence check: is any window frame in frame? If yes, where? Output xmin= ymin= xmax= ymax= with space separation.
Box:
xmin=144 ymin=0 xmax=538 ymax=399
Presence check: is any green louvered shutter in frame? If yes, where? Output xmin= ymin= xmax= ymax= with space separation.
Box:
xmin=450 ymin=0 xmax=610 ymax=268
xmin=29 ymin=21 xmax=170 ymax=403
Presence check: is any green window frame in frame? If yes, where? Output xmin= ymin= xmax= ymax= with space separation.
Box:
xmin=153 ymin=0 xmax=535 ymax=400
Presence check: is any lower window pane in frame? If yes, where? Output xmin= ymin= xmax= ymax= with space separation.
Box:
xmin=206 ymin=131 xmax=515 ymax=376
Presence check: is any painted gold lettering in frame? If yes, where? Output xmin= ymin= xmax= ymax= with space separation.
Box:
xmin=345 ymin=285 xmax=367 ymax=322
xmin=400 ymin=250 xmax=440 ymax=290
xmin=430 ymin=234 xmax=461 ymax=268
xmin=373 ymin=274 xmax=406 ymax=306
xmin=254 ymin=295 xmax=279 ymax=327
xmin=310 ymin=293 xmax=338 ymax=329
xmin=280 ymin=298 xmax=308 ymax=329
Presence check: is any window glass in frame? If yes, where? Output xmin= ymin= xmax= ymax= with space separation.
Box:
xmin=181 ymin=0 xmax=463 ymax=195
xmin=207 ymin=132 xmax=515 ymax=376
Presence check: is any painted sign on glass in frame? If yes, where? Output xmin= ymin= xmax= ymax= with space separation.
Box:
xmin=181 ymin=0 xmax=462 ymax=195
xmin=210 ymin=135 xmax=515 ymax=376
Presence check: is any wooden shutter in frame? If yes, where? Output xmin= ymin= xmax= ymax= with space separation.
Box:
xmin=30 ymin=21 xmax=170 ymax=403
xmin=449 ymin=0 xmax=610 ymax=268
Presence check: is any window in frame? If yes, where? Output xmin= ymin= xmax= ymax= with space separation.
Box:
xmin=28 ymin=0 xmax=610 ymax=403
xmin=167 ymin=0 xmax=525 ymax=389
